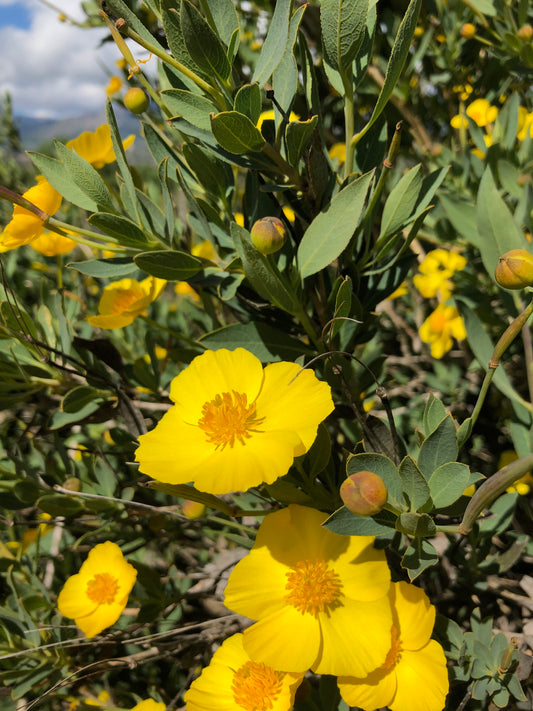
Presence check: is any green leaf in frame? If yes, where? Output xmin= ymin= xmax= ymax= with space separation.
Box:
xmin=272 ymin=3 xmax=307 ymax=114
xmin=252 ymin=0 xmax=291 ymax=86
xmin=62 ymin=386 xmax=103 ymax=414
xmin=182 ymin=142 xmax=232 ymax=199
xmin=231 ymin=222 xmax=297 ymax=313
xmin=429 ymin=461 xmax=471 ymax=508
xmin=53 ymin=140 xmax=114 ymax=211
xmin=297 ymin=171 xmax=374 ymax=280
xmin=397 ymin=512 xmax=436 ymax=537
xmin=88 ymin=213 xmax=151 ymax=248
xmin=27 ymin=151 xmax=97 ymax=212
xmin=104 ymin=0 xmax=167 ymax=52
xmin=423 ymin=394 xmax=448 ymax=435
xmin=206 ymin=0 xmax=239 ymax=47
xmin=37 ymin=494 xmax=84 ymax=517
xmin=399 ymin=455 xmax=431 ymax=511
xmin=332 ymin=276 xmax=352 ymax=338
xmin=307 ymin=423 xmax=332 ymax=478
xmin=323 ymin=505 xmax=397 ymax=536
xmin=233 ymin=83 xmax=262 ymax=125
xmin=458 ymin=303 xmax=532 ymax=422
xmin=50 ymin=401 xmax=103 ymax=429
xmin=180 ymin=0 xmax=231 ymax=81
xmin=134 ymin=250 xmax=202 ymax=281
xmin=417 ymin=415 xmax=458 ymax=479
xmin=211 ymin=111 xmax=266 ymax=154
xmin=379 ymin=164 xmax=423 ymax=238
xmin=285 ymin=117 xmax=318 ymax=167
xmin=67 ymin=257 xmax=138 ymax=278
xmin=401 ymin=538 xmax=438 ymax=580
xmin=163 ymin=89 xmax=217 ymax=132
xmin=476 ymin=168 xmax=526 ymax=281
xmin=439 ymin=193 xmax=479 ymax=247
xmin=321 ymin=0 xmax=369 ymax=75
xmin=364 ymin=0 xmax=421 ymax=133
xmin=467 ymin=0 xmax=496 ymax=15
xmin=105 ymin=100 xmax=139 ymax=222
xmin=199 ymin=322 xmax=311 ymax=362
xmin=161 ymin=0 xmax=207 ymax=79
xmin=346 ymin=452 xmax=404 ymax=510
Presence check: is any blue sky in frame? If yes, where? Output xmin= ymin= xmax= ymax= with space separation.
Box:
xmin=0 ymin=0 xmax=126 ymax=119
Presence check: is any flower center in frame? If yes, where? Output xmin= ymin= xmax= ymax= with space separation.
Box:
xmin=231 ymin=661 xmax=283 ymax=711
xmin=429 ymin=309 xmax=447 ymax=332
xmin=284 ymin=558 xmax=342 ymax=615
xmin=381 ymin=625 xmax=402 ymax=670
xmin=111 ymin=289 xmax=141 ymax=313
xmin=86 ymin=572 xmax=119 ymax=604
xmin=197 ymin=390 xmax=263 ymax=449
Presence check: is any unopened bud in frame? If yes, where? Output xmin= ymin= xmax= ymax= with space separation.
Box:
xmin=340 ymin=471 xmax=388 ymax=516
xmin=460 ymin=23 xmax=476 ymax=39
xmin=517 ymin=24 xmax=533 ymax=41
xmin=63 ymin=477 xmax=82 ymax=492
xmin=498 ymin=640 xmax=516 ymax=675
xmin=182 ymin=500 xmax=206 ymax=519
xmin=124 ymin=87 xmax=149 ymax=114
xmin=250 ymin=217 xmax=286 ymax=255
xmin=495 ymin=249 xmax=533 ymax=290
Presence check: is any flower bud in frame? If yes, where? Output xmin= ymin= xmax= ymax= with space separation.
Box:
xmin=182 ymin=500 xmax=206 ymax=519
xmin=495 ymin=249 xmax=533 ymax=290
xmin=124 ymin=87 xmax=150 ymax=114
xmin=460 ymin=23 xmax=476 ymax=39
xmin=517 ymin=24 xmax=533 ymax=41
xmin=250 ymin=217 xmax=286 ymax=255
xmin=340 ymin=471 xmax=388 ymax=516
xmin=63 ymin=477 xmax=82 ymax=492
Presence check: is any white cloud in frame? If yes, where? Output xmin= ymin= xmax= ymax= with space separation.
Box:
xmin=0 ymin=0 xmax=131 ymax=118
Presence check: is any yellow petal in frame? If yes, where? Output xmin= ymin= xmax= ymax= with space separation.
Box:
xmin=338 ymin=665 xmax=397 ymax=711
xmin=392 ymin=642 xmax=448 ymax=711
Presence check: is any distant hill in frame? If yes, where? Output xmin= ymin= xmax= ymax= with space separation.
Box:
xmin=15 ymin=107 xmax=152 ymax=165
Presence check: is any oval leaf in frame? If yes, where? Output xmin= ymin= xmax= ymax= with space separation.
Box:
xmin=135 ymin=250 xmax=202 ymax=281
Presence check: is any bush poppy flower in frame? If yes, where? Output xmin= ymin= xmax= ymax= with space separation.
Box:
xmin=135 ymin=349 xmax=334 ymax=494
xmin=30 ymin=230 xmax=77 ymax=256
xmin=131 ymin=701 xmax=166 ymax=711
xmin=184 ymin=633 xmax=304 ymax=711
xmin=1 ymin=176 xmax=62 ymax=250
xmin=66 ymin=124 xmax=135 ymax=169
xmin=338 ymin=581 xmax=449 ymax=711
xmin=87 ymin=276 xmax=167 ymax=329
xmin=413 ymin=249 xmax=466 ymax=300
xmin=57 ymin=541 xmax=137 ymax=638
xmin=419 ymin=303 xmax=466 ymax=358
xmin=223 ymin=505 xmax=392 ymax=677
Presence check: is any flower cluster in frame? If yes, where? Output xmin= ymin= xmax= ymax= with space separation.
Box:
xmin=185 ymin=505 xmax=449 ymax=711
xmin=414 ymin=249 xmax=467 ymax=359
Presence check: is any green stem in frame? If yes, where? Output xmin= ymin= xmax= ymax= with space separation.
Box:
xmin=45 ymin=218 xmax=133 ymax=252
xmin=342 ymin=72 xmax=355 ymax=180
xmin=261 ymin=143 xmax=302 ymax=187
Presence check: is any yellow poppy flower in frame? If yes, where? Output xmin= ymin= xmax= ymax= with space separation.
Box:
xmin=328 ymin=142 xmax=346 ymax=164
xmin=135 ymin=349 xmax=334 ymax=495
xmin=413 ymin=249 xmax=466 ymax=300
xmin=106 ymin=75 xmax=123 ymax=96
xmin=87 ymin=276 xmax=166 ymax=329
xmin=224 ymin=505 xmax=392 ymax=677
xmin=57 ymin=541 xmax=137 ymax=638
xmin=30 ymin=230 xmax=77 ymax=256
xmin=184 ymin=633 xmax=304 ymax=711
xmin=419 ymin=303 xmax=466 ymax=359
xmin=0 ymin=176 xmax=62 ymax=250
xmin=66 ymin=124 xmax=135 ymax=170
xmin=338 ymin=581 xmax=448 ymax=711
xmin=130 ymin=701 xmax=166 ymax=711
xmin=466 ymin=98 xmax=498 ymax=127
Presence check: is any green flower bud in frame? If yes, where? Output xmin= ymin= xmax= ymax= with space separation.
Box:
xmin=124 ymin=87 xmax=150 ymax=114
xmin=250 ymin=217 xmax=287 ymax=255
xmin=495 ymin=249 xmax=533 ymax=290
xmin=63 ymin=477 xmax=82 ymax=492
xmin=340 ymin=471 xmax=388 ymax=516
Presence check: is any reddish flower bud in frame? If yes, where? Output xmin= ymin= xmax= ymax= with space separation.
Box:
xmin=250 ymin=217 xmax=287 ymax=255
xmin=124 ymin=87 xmax=150 ymax=114
xmin=517 ymin=24 xmax=533 ymax=41
xmin=495 ymin=249 xmax=533 ymax=290
xmin=340 ymin=471 xmax=388 ymax=516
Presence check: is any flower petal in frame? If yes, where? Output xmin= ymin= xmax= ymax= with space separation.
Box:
xmin=338 ymin=666 xmax=397 ymax=711
xmin=392 ymin=581 xmax=435 ymax=650
xmin=391 ymin=642 xmax=448 ymax=711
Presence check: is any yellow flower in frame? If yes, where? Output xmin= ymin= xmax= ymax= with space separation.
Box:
xmin=234 ymin=212 xmax=245 ymax=227
xmin=87 ymin=276 xmax=167 ymax=329
xmin=450 ymin=114 xmax=468 ymax=130
xmin=224 ymin=505 xmax=392 ymax=677
xmin=106 ymin=75 xmax=123 ymax=96
xmin=130 ymin=701 xmax=166 ymax=711
xmin=30 ymin=230 xmax=77 ymax=256
xmin=413 ymin=249 xmax=466 ymax=300
xmin=328 ymin=142 xmax=346 ymax=164
xmin=419 ymin=303 xmax=466 ymax=359
xmin=466 ymin=98 xmax=498 ymax=127
xmin=0 ymin=176 xmax=62 ymax=250
xmin=386 ymin=282 xmax=408 ymax=300
xmin=184 ymin=632 xmax=304 ymax=711
xmin=57 ymin=541 xmax=137 ymax=638
xmin=517 ymin=107 xmax=533 ymax=141
xmin=66 ymin=124 xmax=135 ymax=170
xmin=135 ymin=349 xmax=334 ymax=495
xmin=338 ymin=581 xmax=448 ymax=711
xmin=257 ymin=110 xmax=300 ymax=130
